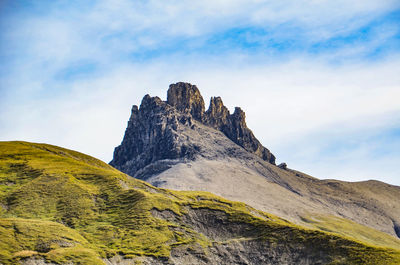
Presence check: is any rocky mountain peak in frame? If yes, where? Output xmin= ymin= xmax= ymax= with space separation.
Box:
xmin=167 ymin=82 xmax=205 ymax=121
xmin=110 ymin=82 xmax=276 ymax=178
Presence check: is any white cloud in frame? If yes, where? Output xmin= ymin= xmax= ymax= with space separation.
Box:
xmin=4 ymin=0 xmax=398 ymax=66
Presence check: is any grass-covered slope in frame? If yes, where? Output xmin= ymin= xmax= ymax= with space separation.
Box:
xmin=0 ymin=141 xmax=399 ymax=264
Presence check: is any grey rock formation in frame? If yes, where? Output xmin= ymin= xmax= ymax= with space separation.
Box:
xmin=167 ymin=82 xmax=205 ymax=121
xmin=278 ymin=162 xmax=288 ymax=170
xmin=205 ymin=96 xmax=229 ymax=128
xmin=110 ymin=93 xmax=199 ymax=177
xmin=218 ymin=106 xmax=275 ymax=163
xmin=110 ymin=82 xmax=276 ymax=177
xmin=203 ymin=95 xmax=275 ymax=164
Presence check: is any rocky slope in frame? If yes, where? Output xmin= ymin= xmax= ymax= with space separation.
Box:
xmin=110 ymin=82 xmax=400 ymax=241
xmin=2 ymin=142 xmax=400 ymax=264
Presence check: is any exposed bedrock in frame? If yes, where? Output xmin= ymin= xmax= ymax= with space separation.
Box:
xmin=110 ymin=82 xmax=276 ymax=177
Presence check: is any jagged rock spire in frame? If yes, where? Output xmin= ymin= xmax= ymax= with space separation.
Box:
xmin=205 ymin=97 xmax=230 ymax=129
xmin=167 ymin=82 xmax=205 ymax=122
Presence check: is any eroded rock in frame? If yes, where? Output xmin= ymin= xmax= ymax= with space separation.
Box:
xmin=278 ymin=163 xmax=288 ymax=170
xmin=167 ymin=82 xmax=205 ymax=122
xmin=110 ymin=82 xmax=276 ymax=177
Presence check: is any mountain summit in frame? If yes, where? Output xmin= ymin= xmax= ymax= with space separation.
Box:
xmin=111 ymin=82 xmax=400 ymax=242
xmin=110 ymin=82 xmax=275 ymax=178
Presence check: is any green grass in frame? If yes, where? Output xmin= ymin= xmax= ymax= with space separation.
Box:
xmin=300 ymin=214 xmax=400 ymax=251
xmin=0 ymin=218 xmax=101 ymax=264
xmin=0 ymin=141 xmax=400 ymax=264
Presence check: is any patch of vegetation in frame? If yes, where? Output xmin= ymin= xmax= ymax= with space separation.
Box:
xmin=0 ymin=141 xmax=399 ymax=264
xmin=0 ymin=218 xmax=100 ymax=264
xmin=300 ymin=214 xmax=400 ymax=251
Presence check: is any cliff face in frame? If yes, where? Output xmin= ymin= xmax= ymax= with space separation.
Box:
xmin=166 ymin=82 xmax=205 ymax=122
xmin=110 ymin=82 xmax=275 ymax=177
xmin=110 ymin=94 xmax=199 ymax=177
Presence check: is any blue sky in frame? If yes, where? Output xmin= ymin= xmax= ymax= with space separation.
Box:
xmin=1 ymin=0 xmax=400 ymax=185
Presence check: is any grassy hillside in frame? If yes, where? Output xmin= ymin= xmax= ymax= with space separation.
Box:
xmin=0 ymin=141 xmax=399 ymax=264
xmin=301 ymin=214 xmax=400 ymax=251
